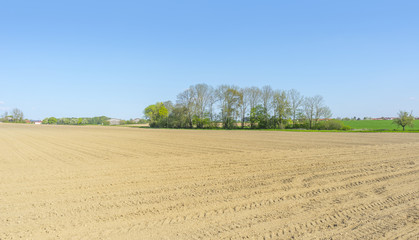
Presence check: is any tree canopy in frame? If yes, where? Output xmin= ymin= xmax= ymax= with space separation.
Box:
xmin=143 ymin=83 xmax=343 ymax=130
xmin=144 ymin=102 xmax=169 ymax=127
xmin=393 ymin=111 xmax=415 ymax=131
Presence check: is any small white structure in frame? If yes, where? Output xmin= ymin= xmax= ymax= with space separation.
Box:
xmin=109 ymin=118 xmax=121 ymax=125
xmin=34 ymin=121 xmax=42 ymax=125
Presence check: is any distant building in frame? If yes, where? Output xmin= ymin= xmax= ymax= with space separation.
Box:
xmin=30 ymin=120 xmax=42 ymax=124
xmin=371 ymin=117 xmax=396 ymax=120
xmin=133 ymin=118 xmax=141 ymax=123
xmin=109 ymin=118 xmax=121 ymax=125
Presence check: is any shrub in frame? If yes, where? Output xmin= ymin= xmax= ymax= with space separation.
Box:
xmin=326 ymin=120 xmax=343 ymax=130
xmin=314 ymin=120 xmax=351 ymax=130
xmin=341 ymin=125 xmax=351 ymax=131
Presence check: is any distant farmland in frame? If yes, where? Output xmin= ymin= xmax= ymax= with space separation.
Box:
xmin=343 ymin=120 xmax=419 ymax=130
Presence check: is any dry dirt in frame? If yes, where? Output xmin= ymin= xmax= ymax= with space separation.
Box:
xmin=0 ymin=124 xmax=418 ymax=239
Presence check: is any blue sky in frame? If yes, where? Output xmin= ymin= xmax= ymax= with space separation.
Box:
xmin=1 ymin=0 xmax=418 ymax=120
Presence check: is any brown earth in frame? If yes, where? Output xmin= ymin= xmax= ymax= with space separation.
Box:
xmin=0 ymin=124 xmax=418 ymax=239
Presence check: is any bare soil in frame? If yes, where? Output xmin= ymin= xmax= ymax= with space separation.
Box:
xmin=1 ymin=124 xmax=418 ymax=239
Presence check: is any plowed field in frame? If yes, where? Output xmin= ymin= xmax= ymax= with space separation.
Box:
xmin=1 ymin=124 xmax=418 ymax=239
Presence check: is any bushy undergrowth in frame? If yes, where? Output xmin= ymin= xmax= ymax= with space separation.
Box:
xmin=150 ymin=119 xmax=352 ymax=131
xmin=314 ymin=120 xmax=351 ymax=130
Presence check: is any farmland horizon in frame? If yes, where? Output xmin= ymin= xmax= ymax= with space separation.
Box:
xmin=3 ymin=98 xmax=418 ymax=121
xmin=1 ymin=80 xmax=418 ymax=121
xmin=1 ymin=81 xmax=418 ymax=121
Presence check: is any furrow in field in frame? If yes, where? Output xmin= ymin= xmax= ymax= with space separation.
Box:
xmin=1 ymin=124 xmax=418 ymax=239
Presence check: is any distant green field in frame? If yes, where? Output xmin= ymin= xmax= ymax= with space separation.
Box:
xmin=342 ymin=120 xmax=419 ymax=130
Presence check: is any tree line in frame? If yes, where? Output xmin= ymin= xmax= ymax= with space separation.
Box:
xmin=0 ymin=108 xmax=25 ymax=123
xmin=42 ymin=116 xmax=112 ymax=125
xmin=144 ymin=84 xmax=350 ymax=130
xmin=41 ymin=116 xmax=148 ymax=125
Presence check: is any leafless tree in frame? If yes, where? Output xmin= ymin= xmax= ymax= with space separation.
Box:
xmin=261 ymin=85 xmax=273 ymax=115
xmin=248 ymin=86 xmax=261 ymax=110
xmin=207 ymin=91 xmax=217 ymax=122
xmin=12 ymin=108 xmax=24 ymax=123
xmin=247 ymin=86 xmax=262 ymax=128
xmin=191 ymin=84 xmax=213 ymax=127
xmin=1 ymin=111 xmax=8 ymax=122
xmin=272 ymin=90 xmax=290 ymax=127
xmin=238 ymin=87 xmax=251 ymax=128
xmin=216 ymin=85 xmax=241 ymax=129
xmin=304 ymin=95 xmax=331 ymax=129
xmin=163 ymin=101 xmax=174 ymax=114
xmin=288 ymin=89 xmax=304 ymax=126
xmin=176 ymin=88 xmax=194 ymax=128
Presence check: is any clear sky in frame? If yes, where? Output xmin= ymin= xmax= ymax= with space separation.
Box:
xmin=1 ymin=0 xmax=418 ymax=120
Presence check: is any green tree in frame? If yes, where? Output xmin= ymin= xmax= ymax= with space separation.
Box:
xmin=167 ymin=105 xmax=189 ymax=128
xmin=216 ymin=85 xmax=241 ymax=129
xmin=158 ymin=103 xmax=169 ymax=127
xmin=90 ymin=116 xmax=109 ymax=125
xmin=42 ymin=118 xmax=49 ymax=124
xmin=238 ymin=88 xmax=251 ymax=129
xmin=70 ymin=118 xmax=78 ymax=125
xmin=393 ymin=111 xmax=415 ymax=131
xmin=63 ymin=118 xmax=71 ymax=125
xmin=48 ymin=117 xmax=57 ymax=124
xmin=158 ymin=104 xmax=168 ymax=118
xmin=248 ymin=87 xmax=262 ymax=128
xmin=272 ymin=90 xmax=290 ymax=128
xmin=144 ymin=102 xmax=169 ymax=127
xmin=144 ymin=105 xmax=157 ymax=121
xmin=250 ymin=105 xmax=270 ymax=129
